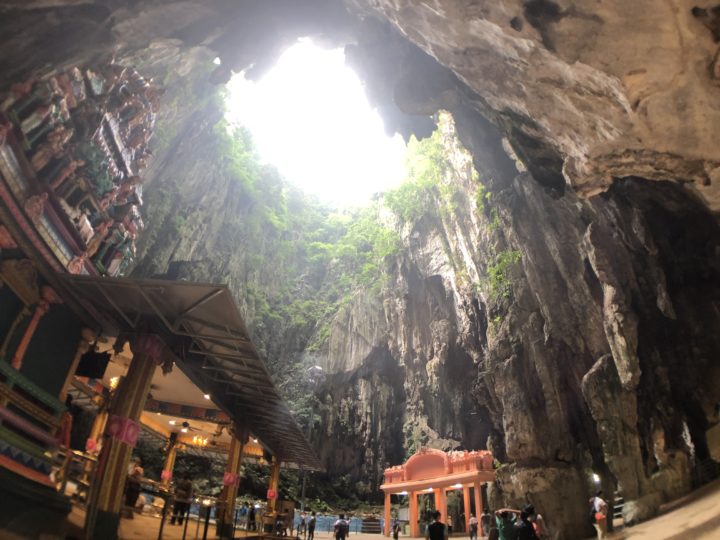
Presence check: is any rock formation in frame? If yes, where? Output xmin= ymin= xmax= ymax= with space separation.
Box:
xmin=1 ymin=2 xmax=720 ymax=538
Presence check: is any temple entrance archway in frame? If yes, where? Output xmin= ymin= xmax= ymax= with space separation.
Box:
xmin=381 ymin=448 xmax=495 ymax=537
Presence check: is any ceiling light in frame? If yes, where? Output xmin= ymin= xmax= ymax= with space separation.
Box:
xmin=181 ymin=427 xmax=188 ymax=433
xmin=453 ymin=483 xmax=463 ymax=489
xmin=203 ymin=394 xmax=211 ymax=400
xmin=252 ymin=438 xmax=258 ymax=444
xmin=169 ymin=420 xmax=176 ymax=425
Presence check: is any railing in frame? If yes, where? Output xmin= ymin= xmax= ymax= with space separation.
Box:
xmin=693 ymin=457 xmax=720 ymax=488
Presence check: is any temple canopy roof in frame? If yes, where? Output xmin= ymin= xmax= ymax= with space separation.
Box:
xmin=57 ymin=273 xmax=322 ymax=471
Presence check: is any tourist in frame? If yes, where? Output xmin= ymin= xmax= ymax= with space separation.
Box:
xmin=298 ymin=511 xmax=307 ymax=538
xmin=493 ymin=508 xmax=518 ymax=540
xmin=170 ymin=474 xmax=193 ymax=526
xmin=392 ymin=519 xmax=402 ymax=540
xmin=532 ymin=512 xmax=548 ymax=539
xmin=276 ymin=509 xmax=290 ymax=536
xmin=510 ymin=505 xmax=538 ymax=540
xmin=124 ymin=456 xmax=144 ymax=514
xmin=589 ymin=491 xmax=608 ymax=540
xmin=248 ymin=505 xmax=256 ymax=531
xmin=468 ymin=513 xmax=478 ymax=540
xmin=447 ymin=514 xmax=453 ymax=534
xmin=426 ymin=511 xmax=448 ymax=540
xmin=239 ymin=502 xmax=249 ymax=530
xmin=480 ymin=510 xmax=491 ymax=539
xmin=334 ymin=513 xmax=350 ymax=540
xmin=308 ymin=511 xmax=317 ymax=540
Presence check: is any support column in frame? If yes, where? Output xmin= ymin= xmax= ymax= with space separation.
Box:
xmin=463 ymin=486 xmax=471 ymax=533
xmin=219 ymin=432 xmax=246 ymax=539
xmin=58 ymin=328 xmax=95 ymax=399
xmin=161 ymin=432 xmax=179 ymax=487
xmin=268 ymin=456 xmax=281 ymax=515
xmin=409 ymin=491 xmax=419 ymax=537
xmin=439 ymin=489 xmax=447 ymax=525
xmin=85 ymin=334 xmax=164 ymax=540
xmin=384 ymin=492 xmax=392 ymax=536
xmin=81 ymin=405 xmax=108 ymax=491
xmin=11 ymin=286 xmax=60 ymax=369
xmin=473 ymin=482 xmax=483 ymax=537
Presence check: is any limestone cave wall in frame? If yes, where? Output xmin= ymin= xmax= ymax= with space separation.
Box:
xmin=1 ymin=2 xmax=720 ymax=538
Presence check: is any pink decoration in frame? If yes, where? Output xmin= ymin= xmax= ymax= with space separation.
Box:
xmin=129 ymin=333 xmax=165 ymax=365
xmin=85 ymin=438 xmax=97 ymax=452
xmin=161 ymin=470 xmax=172 ymax=481
xmin=106 ymin=414 xmax=141 ymax=447
xmin=266 ymin=488 xmax=277 ymax=500
xmin=224 ymin=472 xmax=239 ymax=487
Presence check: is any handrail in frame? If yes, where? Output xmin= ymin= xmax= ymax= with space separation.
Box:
xmin=0 ymin=361 xmax=65 ymax=414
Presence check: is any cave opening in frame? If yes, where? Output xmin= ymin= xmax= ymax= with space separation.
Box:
xmin=225 ymin=39 xmax=407 ymax=207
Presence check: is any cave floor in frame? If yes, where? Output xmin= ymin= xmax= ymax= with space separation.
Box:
xmin=30 ymin=478 xmax=720 ymax=539
xmin=600 ymin=478 xmax=720 ymax=540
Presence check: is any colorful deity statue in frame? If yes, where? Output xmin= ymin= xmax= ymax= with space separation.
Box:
xmin=49 ymin=159 xmax=84 ymax=190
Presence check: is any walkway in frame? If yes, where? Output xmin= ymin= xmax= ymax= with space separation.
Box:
xmin=601 ymin=479 xmax=720 ymax=540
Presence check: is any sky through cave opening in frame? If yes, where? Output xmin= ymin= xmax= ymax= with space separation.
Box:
xmin=225 ymin=39 xmax=407 ymax=207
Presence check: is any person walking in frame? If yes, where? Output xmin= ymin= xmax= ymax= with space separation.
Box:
xmin=124 ymin=456 xmax=144 ymax=515
xmin=589 ymin=491 xmax=608 ymax=540
xmin=480 ymin=510 xmax=491 ymax=539
xmin=334 ymin=514 xmax=350 ymax=540
xmin=468 ymin=513 xmax=478 ymax=540
xmin=248 ymin=505 xmax=256 ymax=531
xmin=239 ymin=502 xmax=249 ymax=530
xmin=392 ymin=519 xmax=402 ymax=540
xmin=170 ymin=474 xmax=193 ymax=525
xmin=308 ymin=511 xmax=317 ymax=540
xmin=426 ymin=511 xmax=448 ymax=540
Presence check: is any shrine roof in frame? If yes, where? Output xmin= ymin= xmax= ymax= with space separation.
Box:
xmin=57 ymin=273 xmax=322 ymax=471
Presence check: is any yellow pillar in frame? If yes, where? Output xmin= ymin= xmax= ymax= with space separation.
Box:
xmin=161 ymin=433 xmax=178 ymax=487
xmin=473 ymin=482 xmax=483 ymax=536
xmin=85 ymin=334 xmax=164 ymax=540
xmin=219 ymin=433 xmax=246 ymax=539
xmin=81 ymin=405 xmax=108 ymax=489
xmin=462 ymin=486 xmax=471 ymax=533
xmin=409 ymin=491 xmax=419 ymax=537
xmin=384 ymin=492 xmax=392 ymax=536
xmin=268 ymin=457 xmax=281 ymax=515
xmin=58 ymin=328 xmax=95 ymax=399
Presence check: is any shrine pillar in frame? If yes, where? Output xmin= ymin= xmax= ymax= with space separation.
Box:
xmin=435 ymin=488 xmax=447 ymax=527
xmin=409 ymin=491 xmax=419 ymax=537
xmin=219 ymin=431 xmax=246 ymax=539
xmin=267 ymin=456 xmax=281 ymax=515
xmin=84 ymin=334 xmax=165 ymax=540
xmin=383 ymin=492 xmax=391 ymax=536
xmin=473 ymin=481 xmax=484 ymax=536
xmin=11 ymin=286 xmax=60 ymax=369
xmin=462 ymin=486 xmax=471 ymax=532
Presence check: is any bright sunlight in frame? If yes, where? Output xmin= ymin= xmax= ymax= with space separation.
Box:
xmin=225 ymin=40 xmax=406 ymax=207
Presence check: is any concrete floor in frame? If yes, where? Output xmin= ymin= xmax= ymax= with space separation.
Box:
xmin=62 ymin=479 xmax=720 ymax=540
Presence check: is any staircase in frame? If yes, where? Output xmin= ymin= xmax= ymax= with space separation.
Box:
xmin=361 ymin=518 xmax=382 ymax=534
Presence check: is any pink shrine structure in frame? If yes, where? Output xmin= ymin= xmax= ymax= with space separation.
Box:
xmin=381 ymin=448 xmax=495 ymax=537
